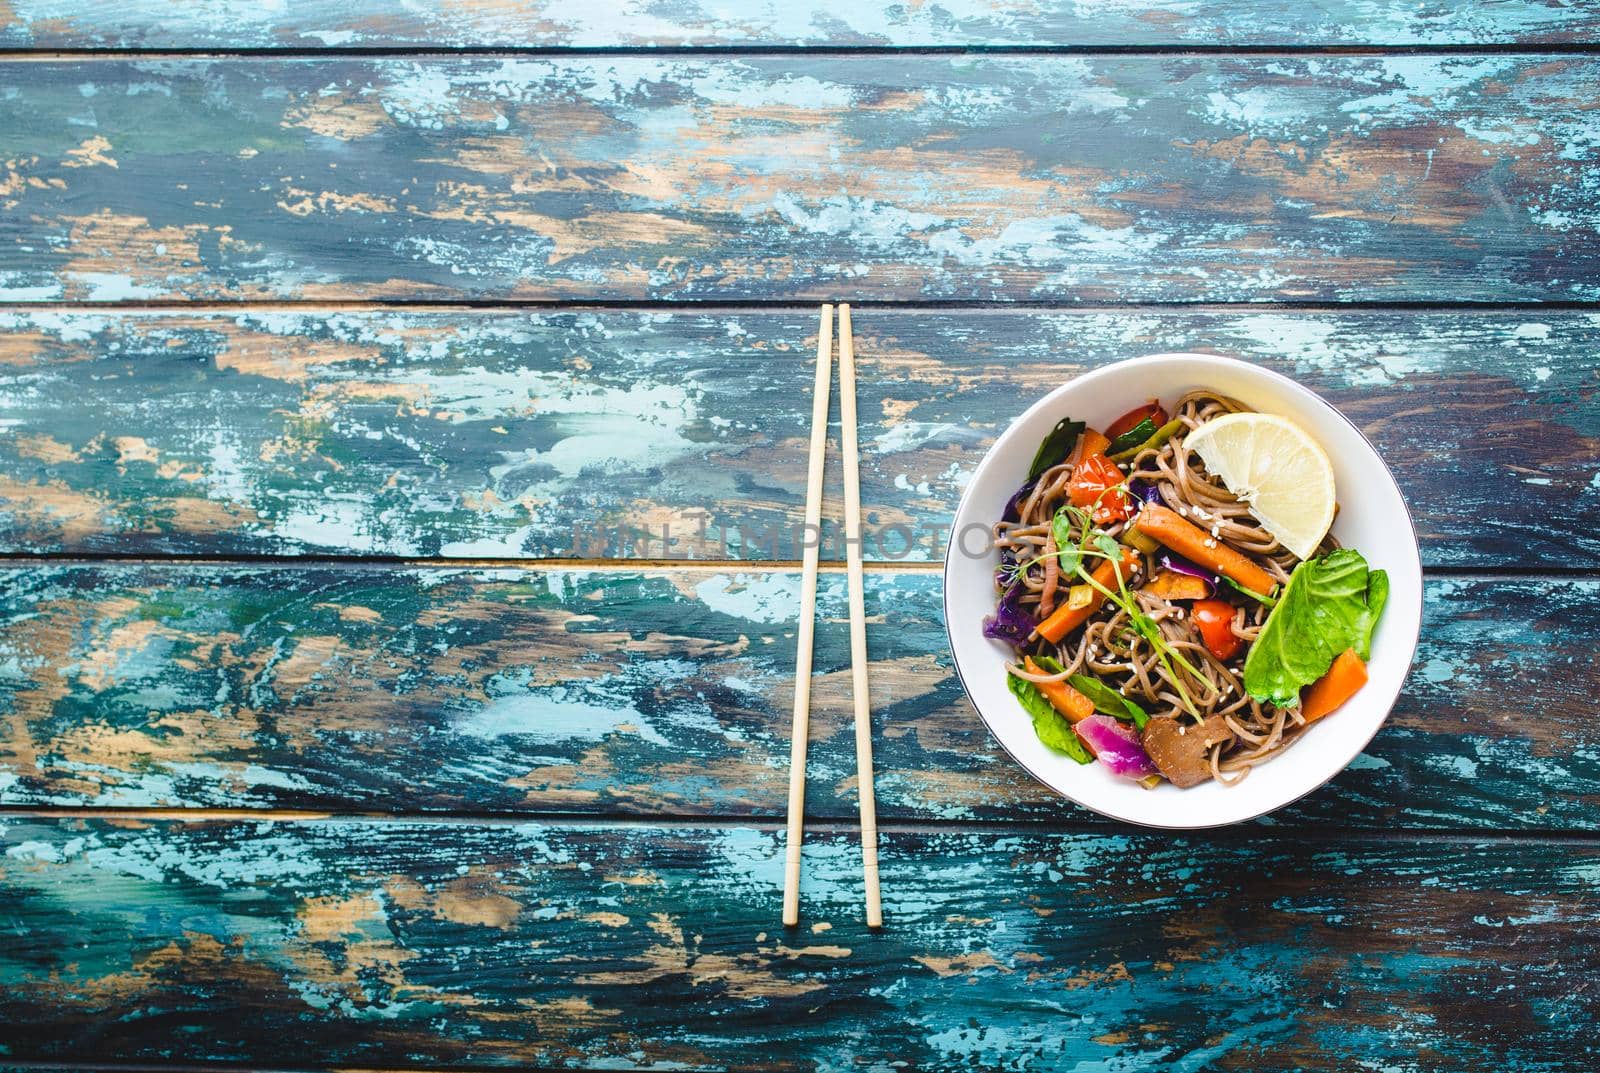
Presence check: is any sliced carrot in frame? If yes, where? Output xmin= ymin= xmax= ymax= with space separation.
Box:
xmin=1077 ymin=428 xmax=1110 ymax=460
xmin=1024 ymin=656 xmax=1095 ymax=723
xmin=1132 ymin=504 xmax=1276 ymax=597
xmin=1143 ymin=569 xmax=1211 ymax=602
xmin=1300 ymin=648 xmax=1368 ymax=723
xmin=1035 ymin=548 xmax=1138 ymax=643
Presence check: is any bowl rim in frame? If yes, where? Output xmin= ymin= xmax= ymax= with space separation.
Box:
xmin=941 ymin=351 xmax=1424 ymax=828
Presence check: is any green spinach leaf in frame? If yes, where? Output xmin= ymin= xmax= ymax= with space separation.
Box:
xmin=1359 ymin=569 xmax=1389 ymax=659
xmin=1028 ymin=417 xmax=1086 ymax=480
xmin=1008 ymin=669 xmax=1092 ymax=763
xmin=1243 ymin=549 xmax=1387 ymax=707
xmin=1068 ymin=673 xmax=1150 ymax=730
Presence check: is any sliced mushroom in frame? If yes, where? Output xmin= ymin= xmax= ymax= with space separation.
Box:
xmin=1140 ymin=713 xmax=1237 ymax=789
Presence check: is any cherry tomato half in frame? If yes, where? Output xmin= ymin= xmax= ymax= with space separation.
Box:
xmin=1191 ymin=599 xmax=1243 ymax=662
xmin=1068 ymin=452 xmax=1131 ymax=524
xmin=1105 ymin=401 xmax=1170 ymax=442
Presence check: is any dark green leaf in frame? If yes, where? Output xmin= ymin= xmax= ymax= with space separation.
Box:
xmin=1028 ymin=417 xmax=1086 ymax=480
xmin=1223 ymin=574 xmax=1278 ymax=607
xmin=1105 ymin=417 xmax=1159 ymax=456
xmin=1069 ymin=673 xmax=1150 ymax=730
xmin=1243 ymin=549 xmax=1387 ymax=706
xmin=1109 ymin=417 xmax=1186 ymax=462
xmin=1008 ymin=669 xmax=1092 ymax=763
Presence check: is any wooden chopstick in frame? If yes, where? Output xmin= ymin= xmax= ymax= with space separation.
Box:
xmin=782 ymin=303 xmax=833 ymax=928
xmin=836 ymin=303 xmax=883 ymax=929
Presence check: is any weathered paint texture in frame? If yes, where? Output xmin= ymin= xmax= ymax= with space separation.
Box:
xmin=0 ymin=14 xmax=1595 ymax=1072
xmin=2 ymin=57 xmax=1597 ymax=302
xmin=1 ymin=309 xmax=1596 ymax=565
xmin=0 ymin=565 xmax=1592 ymax=831
xmin=4 ymin=0 xmax=1599 ymax=48
xmin=1 ymin=817 xmax=1597 ymax=1070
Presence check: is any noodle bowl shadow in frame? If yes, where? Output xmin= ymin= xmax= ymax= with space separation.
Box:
xmin=943 ymin=353 xmax=1423 ymax=828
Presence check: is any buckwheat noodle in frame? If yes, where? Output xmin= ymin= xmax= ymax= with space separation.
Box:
xmin=994 ymin=390 xmax=1339 ymax=783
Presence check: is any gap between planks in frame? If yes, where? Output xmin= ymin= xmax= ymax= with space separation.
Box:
xmin=3 ymin=44 xmax=1600 ymax=60
xmin=0 ymin=1063 xmax=661 ymax=1073
xmin=0 ymin=1061 xmax=1086 ymax=1073
xmin=5 ymin=299 xmax=1600 ymax=314
xmin=0 ymin=553 xmax=942 ymax=573
xmin=0 ymin=555 xmax=1593 ymax=580
xmin=3 ymin=807 xmax=1599 ymax=847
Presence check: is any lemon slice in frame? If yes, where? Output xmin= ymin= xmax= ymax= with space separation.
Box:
xmin=1182 ymin=412 xmax=1335 ymax=560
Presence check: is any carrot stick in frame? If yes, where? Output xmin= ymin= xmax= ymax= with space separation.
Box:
xmin=1078 ymin=429 xmax=1110 ymax=460
xmin=1300 ymin=648 xmax=1367 ymax=723
xmin=1024 ymin=656 xmax=1095 ymax=723
xmin=1035 ymin=548 xmax=1137 ymax=643
xmin=1132 ymin=504 xmax=1276 ymax=597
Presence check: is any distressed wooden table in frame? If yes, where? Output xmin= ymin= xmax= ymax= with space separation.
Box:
xmin=2 ymin=3 xmax=1599 ymax=1070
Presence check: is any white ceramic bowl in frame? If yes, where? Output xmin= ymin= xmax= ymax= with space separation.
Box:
xmin=943 ymin=353 xmax=1423 ymax=828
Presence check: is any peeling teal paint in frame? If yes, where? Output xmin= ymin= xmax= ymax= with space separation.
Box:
xmin=0 ymin=566 xmax=1590 ymax=830
xmin=1 ymin=57 xmax=1596 ymax=302
xmin=4 ymin=1 xmax=1597 ymax=48
xmin=48 ymin=817 xmax=1586 ymax=1067
xmin=0 ymin=15 xmax=1591 ymax=1072
xmin=0 ymin=310 xmax=1596 ymax=565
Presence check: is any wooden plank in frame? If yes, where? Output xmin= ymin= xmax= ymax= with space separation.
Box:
xmin=1 ymin=816 xmax=1595 ymax=1070
xmin=2 ymin=309 xmax=1596 ymax=567
xmin=4 ymin=1 xmax=1598 ymax=49
xmin=1 ymin=565 xmax=1593 ymax=831
xmin=2 ymin=57 xmax=1597 ymax=303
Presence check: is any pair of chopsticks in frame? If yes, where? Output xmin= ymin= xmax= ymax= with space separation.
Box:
xmin=782 ymin=303 xmax=882 ymax=930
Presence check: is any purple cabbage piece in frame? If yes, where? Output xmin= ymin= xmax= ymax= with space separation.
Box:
xmin=1128 ymin=479 xmax=1164 ymax=506
xmin=1158 ymin=550 xmax=1220 ymax=592
xmin=983 ymin=582 xmax=1038 ymax=647
xmin=1074 ymin=715 xmax=1157 ymax=780
xmin=1002 ymin=478 xmax=1038 ymax=524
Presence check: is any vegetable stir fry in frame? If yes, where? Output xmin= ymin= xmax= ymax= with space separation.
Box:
xmin=987 ymin=391 xmax=1387 ymax=789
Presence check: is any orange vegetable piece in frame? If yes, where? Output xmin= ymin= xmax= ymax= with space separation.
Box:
xmin=1132 ymin=504 xmax=1276 ymax=598
xmin=1036 ymin=548 xmax=1138 ymax=643
xmin=1144 ymin=569 xmax=1211 ymax=602
xmin=1024 ymin=657 xmax=1095 ymax=723
xmin=1300 ymin=648 xmax=1368 ymax=723
xmin=1068 ymin=452 xmax=1131 ymax=524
